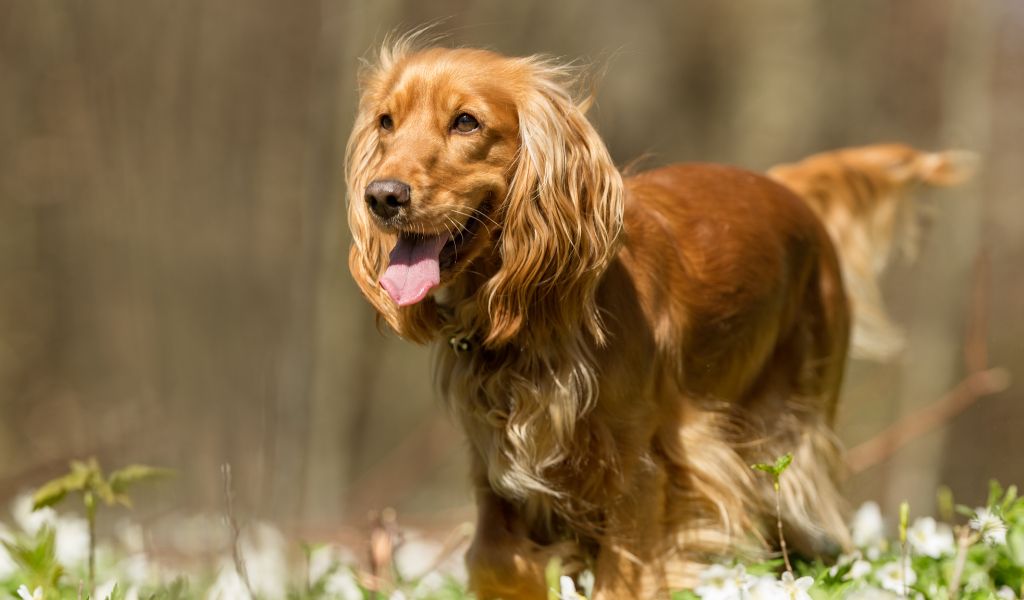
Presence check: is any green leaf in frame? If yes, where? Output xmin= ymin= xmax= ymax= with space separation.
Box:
xmin=956 ymin=504 xmax=976 ymax=518
xmin=988 ymin=479 xmax=1004 ymax=508
xmin=95 ymin=478 xmax=118 ymax=506
xmin=31 ymin=463 xmax=95 ymax=509
xmin=1 ymin=525 xmax=64 ymax=589
xmin=1001 ymin=485 xmax=1017 ymax=513
xmin=937 ymin=485 xmax=955 ymax=522
xmin=106 ymin=583 xmax=127 ymax=600
xmin=31 ymin=478 xmax=70 ymax=510
xmin=108 ymin=464 xmax=174 ymax=494
xmin=751 ymin=453 xmax=793 ymax=480
xmin=1008 ymin=528 xmax=1024 ymax=566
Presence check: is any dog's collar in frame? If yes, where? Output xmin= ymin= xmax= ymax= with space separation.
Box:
xmin=448 ymin=334 xmax=476 ymax=354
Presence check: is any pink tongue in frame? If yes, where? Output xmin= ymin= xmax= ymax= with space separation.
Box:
xmin=380 ymin=234 xmax=448 ymax=306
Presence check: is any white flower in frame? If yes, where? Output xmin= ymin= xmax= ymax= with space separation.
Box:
xmin=238 ymin=522 xmax=288 ymax=599
xmin=778 ymin=571 xmax=813 ymax=600
xmin=851 ymin=501 xmax=885 ymax=549
xmin=11 ymin=492 xmax=56 ymax=536
xmin=843 ymin=585 xmax=901 ymax=599
xmin=394 ymin=532 xmax=444 ymax=579
xmin=54 ymin=515 xmax=90 ymax=567
xmin=997 ymin=585 xmax=1018 ymax=600
xmin=578 ymin=569 xmax=595 ymax=598
xmin=117 ymin=553 xmax=151 ymax=585
xmin=907 ymin=517 xmax=955 ymax=558
xmin=0 ymin=523 xmax=17 ymax=580
xmin=207 ymin=566 xmax=253 ymax=600
xmin=828 ymin=551 xmax=872 ymax=581
xmin=846 ymin=559 xmax=872 ymax=581
xmin=747 ymin=575 xmax=788 ymax=600
xmin=16 ymin=586 xmax=43 ymax=600
xmin=560 ymin=575 xmax=582 ymax=599
xmin=875 ymin=560 xmax=917 ymax=594
xmin=969 ymin=507 xmax=1008 ymax=545
xmin=322 ymin=569 xmax=363 ymax=600
xmin=95 ymin=580 xmax=118 ymax=600
xmin=394 ymin=529 xmax=468 ymax=584
xmin=695 ymin=564 xmax=749 ymax=599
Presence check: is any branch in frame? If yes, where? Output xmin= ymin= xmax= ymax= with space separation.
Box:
xmin=846 ymin=367 xmax=1010 ymax=473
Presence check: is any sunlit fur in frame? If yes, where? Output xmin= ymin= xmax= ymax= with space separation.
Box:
xmin=346 ymin=41 xmax=972 ymax=599
xmin=769 ymin=144 xmax=977 ymax=361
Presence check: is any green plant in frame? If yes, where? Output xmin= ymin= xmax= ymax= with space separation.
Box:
xmin=30 ymin=458 xmax=172 ymax=595
xmin=751 ymin=453 xmax=794 ymax=574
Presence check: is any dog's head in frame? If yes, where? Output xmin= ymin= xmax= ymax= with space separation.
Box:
xmin=346 ymin=45 xmax=623 ymax=346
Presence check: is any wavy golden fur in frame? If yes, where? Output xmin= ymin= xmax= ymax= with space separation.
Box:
xmin=346 ymin=40 xmax=974 ymax=599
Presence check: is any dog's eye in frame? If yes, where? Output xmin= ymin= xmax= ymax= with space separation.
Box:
xmin=452 ymin=113 xmax=479 ymax=133
xmin=379 ymin=114 xmax=394 ymax=131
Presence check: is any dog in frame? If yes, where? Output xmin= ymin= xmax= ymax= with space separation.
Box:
xmin=345 ymin=41 xmax=975 ymax=598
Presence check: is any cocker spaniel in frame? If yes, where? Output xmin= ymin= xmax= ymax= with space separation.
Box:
xmin=345 ymin=41 xmax=975 ymax=599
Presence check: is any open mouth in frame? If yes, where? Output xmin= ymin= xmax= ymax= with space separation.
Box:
xmin=439 ymin=197 xmax=490 ymax=270
xmin=379 ymin=198 xmax=491 ymax=306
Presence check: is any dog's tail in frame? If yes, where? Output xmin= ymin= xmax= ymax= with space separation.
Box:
xmin=768 ymin=143 xmax=978 ymax=361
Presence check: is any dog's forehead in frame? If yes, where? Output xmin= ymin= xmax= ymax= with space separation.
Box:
xmin=380 ymin=49 xmax=521 ymax=111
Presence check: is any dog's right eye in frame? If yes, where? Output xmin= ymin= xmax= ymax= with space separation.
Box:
xmin=379 ymin=114 xmax=394 ymax=131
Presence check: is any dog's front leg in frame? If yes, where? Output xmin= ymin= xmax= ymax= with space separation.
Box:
xmin=591 ymin=462 xmax=674 ymax=600
xmin=466 ymin=482 xmax=582 ymax=600
xmin=466 ymin=485 xmax=554 ymax=600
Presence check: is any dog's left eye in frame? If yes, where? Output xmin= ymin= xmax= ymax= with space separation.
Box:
xmin=451 ymin=113 xmax=480 ymax=133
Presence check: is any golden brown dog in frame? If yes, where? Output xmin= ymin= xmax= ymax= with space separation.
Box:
xmin=345 ymin=41 xmax=975 ymax=598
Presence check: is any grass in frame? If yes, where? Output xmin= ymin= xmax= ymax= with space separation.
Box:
xmin=0 ymin=460 xmax=1021 ymax=599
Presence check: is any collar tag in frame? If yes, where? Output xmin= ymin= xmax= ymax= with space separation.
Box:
xmin=448 ymin=335 xmax=473 ymax=354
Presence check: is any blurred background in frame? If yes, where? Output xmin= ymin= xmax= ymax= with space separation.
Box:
xmin=1 ymin=0 xmax=1021 ymax=544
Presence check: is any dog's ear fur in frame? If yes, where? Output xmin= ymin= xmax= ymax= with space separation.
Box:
xmin=345 ymin=40 xmax=440 ymax=344
xmin=480 ymin=60 xmax=624 ymax=347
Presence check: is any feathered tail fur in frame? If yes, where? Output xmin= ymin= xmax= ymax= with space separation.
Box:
xmin=768 ymin=144 xmax=978 ymax=361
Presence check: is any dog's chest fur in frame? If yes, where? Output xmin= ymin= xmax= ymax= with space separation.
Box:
xmin=436 ymin=322 xmax=612 ymax=516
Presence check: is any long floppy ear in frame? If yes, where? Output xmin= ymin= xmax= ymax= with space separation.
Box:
xmin=345 ymin=43 xmax=438 ymax=344
xmin=480 ymin=60 xmax=624 ymax=347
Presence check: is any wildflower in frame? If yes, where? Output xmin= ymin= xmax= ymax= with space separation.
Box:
xmin=0 ymin=524 xmax=17 ymax=580
xmin=322 ymin=569 xmax=363 ymax=600
xmin=560 ymin=575 xmax=582 ymax=599
xmin=997 ymin=585 xmax=1018 ymax=600
xmin=694 ymin=564 xmax=749 ymax=599
xmin=578 ymin=569 xmax=595 ymax=598
xmin=207 ymin=566 xmax=253 ymax=600
xmin=95 ymin=580 xmax=119 ymax=600
xmin=238 ymin=522 xmax=288 ymax=599
xmin=846 ymin=558 xmax=872 ymax=581
xmin=844 ymin=586 xmax=901 ymax=600
xmin=54 ymin=515 xmax=90 ymax=567
xmin=747 ymin=575 xmax=788 ymax=600
xmin=875 ymin=560 xmax=916 ymax=594
xmin=850 ymin=501 xmax=885 ymax=550
xmin=16 ymin=586 xmax=43 ymax=600
xmin=828 ymin=551 xmax=872 ymax=581
xmin=778 ymin=571 xmax=813 ymax=600
xmin=10 ymin=492 xmax=56 ymax=536
xmin=969 ymin=507 xmax=1008 ymax=545
xmin=907 ymin=517 xmax=955 ymax=558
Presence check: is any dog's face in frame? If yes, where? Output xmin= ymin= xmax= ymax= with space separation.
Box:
xmin=349 ymin=48 xmax=520 ymax=307
xmin=347 ymin=46 xmax=623 ymax=346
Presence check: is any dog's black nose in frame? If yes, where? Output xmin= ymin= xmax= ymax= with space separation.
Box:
xmin=365 ymin=179 xmax=411 ymax=219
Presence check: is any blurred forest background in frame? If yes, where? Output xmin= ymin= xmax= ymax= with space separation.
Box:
xmin=1 ymin=0 xmax=1021 ymax=542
